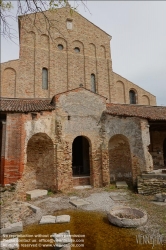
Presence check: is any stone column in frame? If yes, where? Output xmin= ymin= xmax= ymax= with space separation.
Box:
xmin=91 ymin=147 xmax=102 ymax=187
xmin=101 ymin=145 xmax=110 ymax=186
xmin=140 ymin=119 xmax=154 ymax=173
xmin=56 ymin=142 xmax=73 ymax=191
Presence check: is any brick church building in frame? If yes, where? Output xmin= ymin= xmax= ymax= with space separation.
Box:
xmin=0 ymin=6 xmax=166 ymax=194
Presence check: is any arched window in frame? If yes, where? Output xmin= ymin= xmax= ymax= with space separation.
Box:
xmin=91 ymin=74 xmax=96 ymax=93
xmin=42 ymin=68 xmax=48 ymax=90
xmin=129 ymin=90 xmax=136 ymax=104
xmin=74 ymin=47 xmax=80 ymax=53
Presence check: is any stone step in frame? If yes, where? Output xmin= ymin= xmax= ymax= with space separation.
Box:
xmin=0 ymin=221 xmax=23 ymax=234
xmin=73 ymin=185 xmax=92 ymax=190
xmin=26 ymin=189 xmax=48 ymax=200
xmin=116 ymin=181 xmax=128 ymax=189
xmin=39 ymin=215 xmax=70 ymax=224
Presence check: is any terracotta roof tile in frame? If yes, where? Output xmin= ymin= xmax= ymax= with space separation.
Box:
xmin=106 ymin=103 xmax=166 ymax=121
xmin=0 ymin=98 xmax=55 ymax=112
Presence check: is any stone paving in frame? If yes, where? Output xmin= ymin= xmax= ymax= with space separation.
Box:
xmin=109 ymin=191 xmax=130 ymax=201
xmin=69 ymin=199 xmax=90 ymax=208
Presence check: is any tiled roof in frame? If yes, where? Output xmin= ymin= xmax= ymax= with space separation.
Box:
xmin=0 ymin=98 xmax=55 ymax=112
xmin=106 ymin=103 xmax=166 ymax=121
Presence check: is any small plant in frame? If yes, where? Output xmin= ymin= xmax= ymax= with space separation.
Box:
xmin=104 ymin=184 xmax=116 ymax=192
xmin=26 ymin=195 xmax=31 ymax=201
xmin=47 ymin=189 xmax=54 ymax=196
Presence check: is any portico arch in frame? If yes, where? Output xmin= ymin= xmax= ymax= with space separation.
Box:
xmin=109 ymin=134 xmax=132 ymax=184
xmin=27 ymin=133 xmax=55 ymax=190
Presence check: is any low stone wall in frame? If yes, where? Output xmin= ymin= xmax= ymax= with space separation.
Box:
xmin=137 ymin=173 xmax=166 ymax=195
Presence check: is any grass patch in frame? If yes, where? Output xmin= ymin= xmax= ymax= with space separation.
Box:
xmin=47 ymin=190 xmax=54 ymax=196
xmin=67 ymin=192 xmax=78 ymax=196
xmin=104 ymin=184 xmax=116 ymax=192
xmin=26 ymin=195 xmax=31 ymax=201
xmin=160 ymin=227 xmax=166 ymax=235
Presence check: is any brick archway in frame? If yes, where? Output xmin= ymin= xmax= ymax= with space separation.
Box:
xmin=27 ymin=133 xmax=55 ymax=190
xmin=109 ymin=134 xmax=132 ymax=184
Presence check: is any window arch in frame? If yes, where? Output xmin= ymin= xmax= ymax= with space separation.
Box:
xmin=129 ymin=90 xmax=136 ymax=104
xmin=91 ymin=74 xmax=96 ymax=93
xmin=42 ymin=68 xmax=48 ymax=90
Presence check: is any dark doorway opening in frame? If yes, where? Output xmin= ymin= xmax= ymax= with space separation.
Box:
xmin=163 ymin=138 xmax=166 ymax=166
xmin=72 ymin=136 xmax=90 ymax=176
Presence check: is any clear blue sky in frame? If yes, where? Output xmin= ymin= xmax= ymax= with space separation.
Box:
xmin=1 ymin=1 xmax=166 ymax=105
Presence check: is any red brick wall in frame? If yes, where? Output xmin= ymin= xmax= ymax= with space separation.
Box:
xmin=4 ymin=114 xmax=23 ymax=184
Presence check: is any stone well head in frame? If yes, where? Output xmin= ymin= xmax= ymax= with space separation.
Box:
xmin=107 ymin=206 xmax=147 ymax=228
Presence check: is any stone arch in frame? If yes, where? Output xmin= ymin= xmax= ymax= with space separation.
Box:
xmin=142 ymin=95 xmax=150 ymax=105
xmin=163 ymin=138 xmax=166 ymax=166
xmin=55 ymin=37 xmax=67 ymax=52
xmin=100 ymin=45 xmax=106 ymax=58
xmin=40 ymin=34 xmax=49 ymax=49
xmin=72 ymin=40 xmax=84 ymax=55
xmin=89 ymin=43 xmax=96 ymax=57
xmin=26 ymin=133 xmax=55 ymax=191
xmin=2 ymin=68 xmax=16 ymax=97
xmin=129 ymin=88 xmax=137 ymax=104
xmin=116 ymin=81 xmax=125 ymax=103
xmin=109 ymin=134 xmax=133 ymax=184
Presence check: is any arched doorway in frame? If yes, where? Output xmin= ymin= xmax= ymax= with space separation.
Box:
xmin=72 ymin=136 xmax=90 ymax=176
xmin=163 ymin=138 xmax=166 ymax=166
xmin=109 ymin=134 xmax=132 ymax=184
xmin=27 ymin=133 xmax=55 ymax=190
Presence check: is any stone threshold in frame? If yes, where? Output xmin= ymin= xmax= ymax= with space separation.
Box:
xmin=72 ymin=176 xmax=90 ymax=179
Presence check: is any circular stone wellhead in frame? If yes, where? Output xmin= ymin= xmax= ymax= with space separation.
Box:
xmin=107 ymin=206 xmax=148 ymax=228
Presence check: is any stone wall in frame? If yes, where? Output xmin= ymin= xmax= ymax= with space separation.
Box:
xmin=150 ymin=131 xmax=166 ymax=169
xmin=54 ymin=88 xmax=108 ymax=189
xmin=104 ymin=116 xmax=152 ymax=185
xmin=137 ymin=173 xmax=166 ymax=195
xmin=2 ymin=89 xmax=157 ymax=192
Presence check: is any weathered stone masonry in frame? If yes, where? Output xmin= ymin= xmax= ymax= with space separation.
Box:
xmin=0 ymin=7 xmax=166 ymax=194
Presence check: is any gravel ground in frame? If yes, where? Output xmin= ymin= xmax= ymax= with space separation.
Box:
xmin=1 ymin=186 xmax=166 ymax=237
